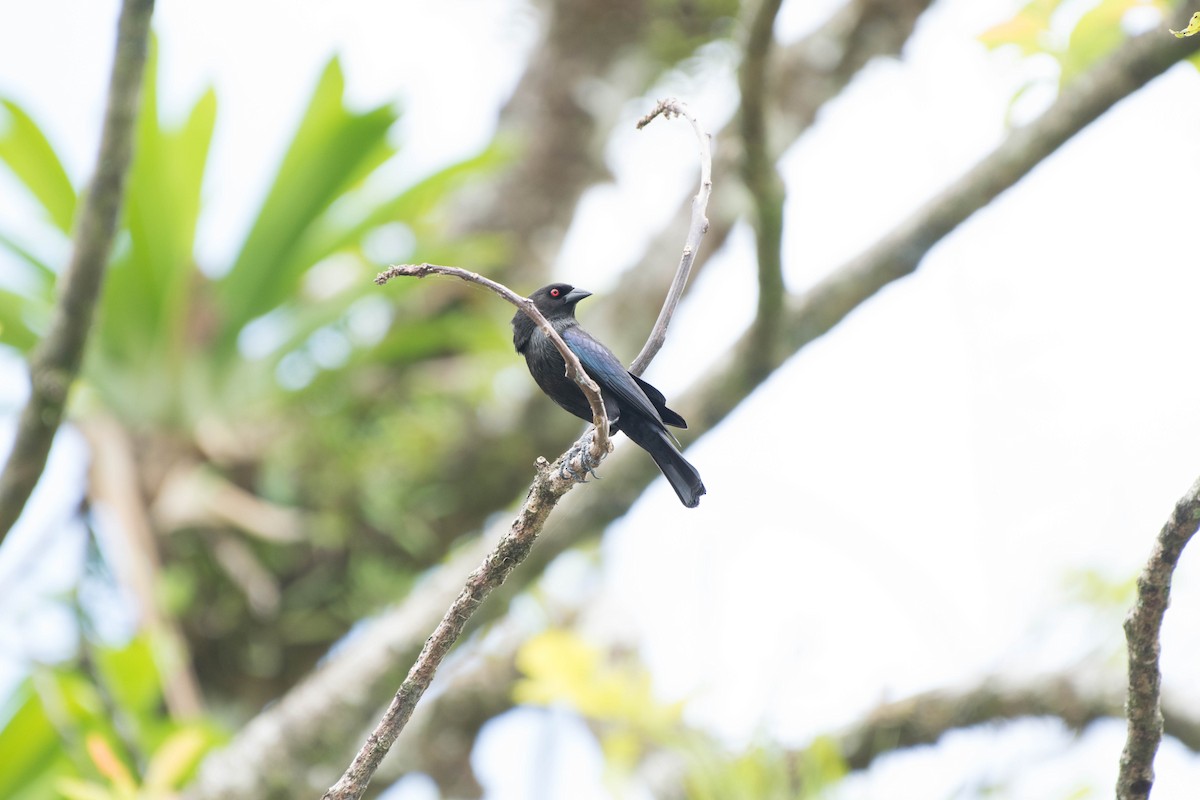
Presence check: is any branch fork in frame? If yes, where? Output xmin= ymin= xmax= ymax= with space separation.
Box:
xmin=376 ymin=263 xmax=610 ymax=461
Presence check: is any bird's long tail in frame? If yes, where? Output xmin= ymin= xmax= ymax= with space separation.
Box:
xmin=622 ymin=419 xmax=706 ymax=508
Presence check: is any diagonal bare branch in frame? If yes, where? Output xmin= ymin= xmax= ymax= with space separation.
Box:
xmin=319 ymin=447 xmax=587 ymax=800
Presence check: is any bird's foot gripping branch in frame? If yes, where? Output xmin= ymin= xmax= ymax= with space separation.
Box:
xmin=557 ymin=434 xmax=609 ymax=483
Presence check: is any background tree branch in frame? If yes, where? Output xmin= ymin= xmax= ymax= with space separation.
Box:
xmin=738 ymin=0 xmax=788 ymax=378
xmin=0 ymin=0 xmax=155 ymax=540
xmin=840 ymin=677 xmax=1136 ymax=772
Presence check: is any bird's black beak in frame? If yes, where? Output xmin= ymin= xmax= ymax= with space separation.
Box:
xmin=564 ymin=288 xmax=592 ymax=304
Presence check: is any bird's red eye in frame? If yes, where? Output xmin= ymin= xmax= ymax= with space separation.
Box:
xmin=550 ymin=288 xmax=560 ymax=297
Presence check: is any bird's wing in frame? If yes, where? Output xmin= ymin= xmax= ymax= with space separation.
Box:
xmin=631 ymin=374 xmax=687 ymax=429
xmin=562 ymin=326 xmax=666 ymax=427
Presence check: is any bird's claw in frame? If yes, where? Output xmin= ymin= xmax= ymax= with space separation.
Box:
xmin=560 ymin=440 xmax=602 ymax=483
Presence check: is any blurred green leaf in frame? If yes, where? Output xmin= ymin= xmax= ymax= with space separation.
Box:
xmin=682 ymin=741 xmax=799 ymax=800
xmin=799 ymin=736 xmax=848 ymax=794
xmin=0 ymin=227 xmax=57 ymax=286
xmin=142 ymin=727 xmax=210 ymax=792
xmin=92 ymin=636 xmax=160 ymax=724
xmin=56 ymin=777 xmax=116 ymax=800
xmin=100 ymin=39 xmax=216 ymax=403
xmin=978 ymin=0 xmax=1062 ymax=53
xmin=0 ymin=682 xmax=66 ymax=800
xmin=0 ymin=653 xmax=223 ymax=800
xmin=1061 ymin=0 xmax=1138 ymax=84
xmin=214 ymin=57 xmax=398 ymax=357
xmin=0 ymin=33 xmax=504 ymax=711
xmin=0 ymin=287 xmax=47 ymax=352
xmin=0 ymin=98 xmax=77 ymax=232
xmin=203 ymin=118 xmax=505 ymax=401
xmin=981 ymin=0 xmax=1172 ymax=95
xmin=297 ymin=141 xmax=509 ymax=267
xmin=514 ymin=629 xmax=683 ymax=742
xmin=1063 ymin=567 xmax=1137 ymax=610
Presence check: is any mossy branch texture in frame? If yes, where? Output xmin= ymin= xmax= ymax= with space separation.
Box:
xmin=1117 ymin=474 xmax=1200 ymax=800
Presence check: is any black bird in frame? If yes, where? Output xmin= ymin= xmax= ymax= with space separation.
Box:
xmin=512 ymin=283 xmax=705 ymax=508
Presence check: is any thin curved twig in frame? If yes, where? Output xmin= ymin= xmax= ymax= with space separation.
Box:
xmin=376 ymin=263 xmax=610 ymax=458
xmin=0 ymin=0 xmax=156 ymax=541
xmin=629 ymin=98 xmax=712 ymax=378
xmin=1117 ymin=473 xmax=1200 ymax=800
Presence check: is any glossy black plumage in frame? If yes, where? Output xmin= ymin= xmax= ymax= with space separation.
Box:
xmin=512 ymin=283 xmax=705 ymax=508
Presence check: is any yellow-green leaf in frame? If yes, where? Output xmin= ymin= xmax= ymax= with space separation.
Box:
xmin=1170 ymin=10 xmax=1200 ymax=36
xmin=142 ymin=728 xmax=210 ymax=791
xmin=0 ymin=99 xmax=76 ymax=232
xmin=978 ymin=0 xmax=1062 ymax=54
xmin=513 ymin=630 xmax=683 ymax=731
xmin=600 ymin=729 xmax=643 ymax=772
xmin=0 ymin=681 xmax=66 ymax=799
xmin=55 ymin=778 xmax=114 ymax=800
xmin=1061 ymin=0 xmax=1138 ymax=84
xmin=513 ymin=629 xmax=598 ymax=707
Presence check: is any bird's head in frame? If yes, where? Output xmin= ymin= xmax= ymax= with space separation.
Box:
xmin=529 ymin=283 xmax=592 ymax=318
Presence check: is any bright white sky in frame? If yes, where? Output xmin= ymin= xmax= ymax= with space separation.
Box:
xmin=3 ymin=1 xmax=1200 ymax=798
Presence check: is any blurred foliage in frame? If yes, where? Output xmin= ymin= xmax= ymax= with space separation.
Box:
xmin=0 ymin=2 xmax=1169 ymax=797
xmin=515 ymin=628 xmax=685 ymax=773
xmin=681 ymin=737 xmax=846 ymax=800
xmin=979 ymin=0 xmax=1173 ymax=95
xmin=646 ymin=0 xmax=740 ymax=66
xmin=1062 ymin=566 xmax=1138 ymax=612
xmin=0 ymin=34 xmax=516 ymax=708
xmin=513 ymin=629 xmax=847 ymax=799
xmin=0 ymin=635 xmax=221 ymax=800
